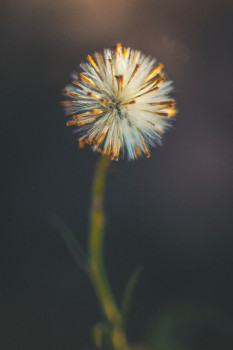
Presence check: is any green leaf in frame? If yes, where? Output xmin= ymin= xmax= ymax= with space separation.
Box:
xmin=121 ymin=265 xmax=142 ymax=322
xmin=50 ymin=214 xmax=88 ymax=271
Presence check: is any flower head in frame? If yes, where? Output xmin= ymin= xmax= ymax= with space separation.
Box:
xmin=62 ymin=43 xmax=177 ymax=161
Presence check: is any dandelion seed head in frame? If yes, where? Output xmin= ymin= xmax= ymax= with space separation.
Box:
xmin=62 ymin=43 xmax=177 ymax=161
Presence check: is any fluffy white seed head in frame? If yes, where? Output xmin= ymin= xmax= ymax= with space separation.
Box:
xmin=62 ymin=43 xmax=177 ymax=161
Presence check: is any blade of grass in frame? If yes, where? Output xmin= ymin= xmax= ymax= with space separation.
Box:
xmin=50 ymin=213 xmax=88 ymax=271
xmin=121 ymin=265 xmax=142 ymax=322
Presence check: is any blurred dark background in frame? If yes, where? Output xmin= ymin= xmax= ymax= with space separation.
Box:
xmin=1 ymin=0 xmax=233 ymax=349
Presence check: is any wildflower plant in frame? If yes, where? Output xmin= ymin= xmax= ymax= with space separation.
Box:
xmin=62 ymin=43 xmax=176 ymax=160
xmin=56 ymin=44 xmax=177 ymax=350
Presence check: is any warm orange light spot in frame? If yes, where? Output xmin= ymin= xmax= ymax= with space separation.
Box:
xmin=66 ymin=119 xmax=78 ymax=126
xmin=78 ymin=137 xmax=86 ymax=148
xmin=116 ymin=43 xmax=122 ymax=51
xmin=86 ymin=137 xmax=95 ymax=146
xmin=110 ymin=145 xmax=116 ymax=160
xmin=77 ymin=118 xmax=95 ymax=126
xmin=100 ymin=98 xmax=110 ymax=103
xmin=73 ymin=112 xmax=90 ymax=119
xmin=123 ymin=47 xmax=128 ymax=59
xmin=60 ymin=101 xmax=69 ymax=106
xmin=163 ymin=108 xmax=177 ymax=117
xmin=134 ymin=146 xmax=140 ymax=158
xmin=79 ymin=73 xmax=96 ymax=87
xmin=145 ymin=63 xmax=164 ymax=81
xmin=95 ymin=128 xmax=107 ymax=145
xmin=115 ymin=43 xmax=122 ymax=57
xmin=91 ymin=109 xmax=104 ymax=115
xmin=87 ymin=55 xmax=101 ymax=75
xmin=113 ymin=140 xmax=121 ymax=161
xmin=87 ymin=92 xmax=97 ymax=98
xmin=106 ymin=140 xmax=112 ymax=156
xmin=139 ymin=135 xmax=150 ymax=158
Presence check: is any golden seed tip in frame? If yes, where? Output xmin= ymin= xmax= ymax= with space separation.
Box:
xmin=60 ymin=101 xmax=69 ymax=106
xmin=66 ymin=120 xmax=77 ymax=127
xmin=91 ymin=109 xmax=103 ymax=114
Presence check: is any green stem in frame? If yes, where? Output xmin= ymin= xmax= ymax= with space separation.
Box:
xmin=88 ymin=156 xmax=130 ymax=350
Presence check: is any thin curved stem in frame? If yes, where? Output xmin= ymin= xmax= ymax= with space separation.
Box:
xmin=88 ymin=156 xmax=130 ymax=350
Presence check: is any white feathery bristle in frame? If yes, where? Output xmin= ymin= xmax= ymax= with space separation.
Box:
xmin=62 ymin=43 xmax=177 ymax=161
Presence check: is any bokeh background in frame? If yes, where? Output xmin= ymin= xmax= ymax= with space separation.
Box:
xmin=1 ymin=0 xmax=233 ymax=349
